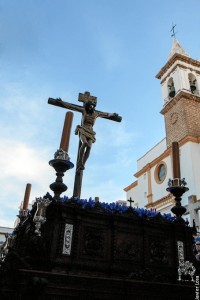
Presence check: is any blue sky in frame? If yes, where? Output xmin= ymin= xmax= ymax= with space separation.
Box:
xmin=1 ymin=0 xmax=200 ymax=227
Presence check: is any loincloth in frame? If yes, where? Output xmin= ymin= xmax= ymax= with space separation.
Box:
xmin=75 ymin=125 xmax=96 ymax=143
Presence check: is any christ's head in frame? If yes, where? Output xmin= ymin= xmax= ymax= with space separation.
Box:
xmin=84 ymin=101 xmax=95 ymax=114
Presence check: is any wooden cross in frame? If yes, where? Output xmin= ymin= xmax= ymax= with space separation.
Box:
xmin=127 ymin=197 xmax=134 ymax=208
xmin=78 ymin=91 xmax=97 ymax=106
xmin=48 ymin=91 xmax=122 ymax=198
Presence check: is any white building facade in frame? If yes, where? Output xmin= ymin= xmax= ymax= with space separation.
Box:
xmin=124 ymin=39 xmax=200 ymax=228
xmin=0 ymin=227 xmax=13 ymax=247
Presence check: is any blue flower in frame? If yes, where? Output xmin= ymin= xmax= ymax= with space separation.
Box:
xmin=61 ymin=195 xmax=174 ymax=222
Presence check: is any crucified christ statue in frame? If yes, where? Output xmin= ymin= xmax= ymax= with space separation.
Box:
xmin=48 ymin=91 xmax=122 ymax=198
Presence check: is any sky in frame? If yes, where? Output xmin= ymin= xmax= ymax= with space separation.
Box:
xmin=1 ymin=0 xmax=200 ymax=227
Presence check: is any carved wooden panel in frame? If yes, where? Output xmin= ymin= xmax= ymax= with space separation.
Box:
xmin=114 ymin=233 xmax=142 ymax=263
xmin=79 ymin=225 xmax=107 ymax=260
xmin=144 ymin=232 xmax=172 ymax=267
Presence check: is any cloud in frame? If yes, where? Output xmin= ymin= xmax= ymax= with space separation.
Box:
xmin=0 ymin=140 xmax=48 ymax=181
xmin=99 ymin=34 xmax=122 ymax=71
xmin=81 ymin=177 xmax=126 ymax=203
xmin=86 ymin=22 xmax=123 ymax=72
xmin=0 ymin=82 xmax=43 ymax=136
xmin=0 ymin=80 xmax=79 ymax=226
xmin=0 ymin=138 xmax=51 ymax=221
xmin=75 ymin=120 xmax=138 ymax=202
xmin=0 ymin=79 xmax=137 ymax=227
xmin=92 ymin=120 xmax=137 ymax=164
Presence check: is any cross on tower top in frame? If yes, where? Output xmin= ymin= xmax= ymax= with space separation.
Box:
xmin=170 ymin=24 xmax=177 ymax=38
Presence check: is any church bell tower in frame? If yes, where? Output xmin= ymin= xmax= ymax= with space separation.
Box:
xmin=156 ymin=38 xmax=200 ymax=147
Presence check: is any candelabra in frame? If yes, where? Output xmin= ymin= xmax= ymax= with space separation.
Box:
xmin=178 ymin=260 xmax=196 ymax=282
xmin=167 ymin=178 xmax=189 ymax=224
xmin=18 ymin=209 xmax=29 ymax=224
xmin=33 ymin=197 xmax=52 ymax=236
xmin=49 ymin=149 xmax=74 ymax=201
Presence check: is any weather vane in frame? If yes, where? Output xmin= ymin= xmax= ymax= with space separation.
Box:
xmin=170 ymin=23 xmax=177 ymax=38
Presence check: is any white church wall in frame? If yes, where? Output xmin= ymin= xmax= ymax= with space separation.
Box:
xmin=180 ymin=143 xmax=197 ymax=206
xmin=125 ymin=140 xmax=200 ymax=216
xmin=174 ymin=142 xmax=200 ymax=211
xmin=151 ymin=155 xmax=172 ymax=201
xmin=181 ymin=143 xmax=195 ymax=186
xmin=126 ymin=175 xmax=148 ymax=209
xmin=196 ymin=74 xmax=200 ymax=92
xmin=134 ymin=174 xmax=148 ymax=208
xmin=137 ymin=138 xmax=166 ymax=170
xmin=162 ymin=81 xmax=169 ymax=105
xmin=187 ymin=142 xmax=200 ymax=200
xmin=173 ymin=68 xmax=181 ymax=92
xmin=182 ymin=69 xmax=191 ymax=91
xmin=161 ymin=82 xmax=165 ymax=105
xmin=142 ymin=173 xmax=149 ymax=207
xmin=192 ymin=143 xmax=200 ymax=199
xmin=126 ymin=187 xmax=136 ymax=203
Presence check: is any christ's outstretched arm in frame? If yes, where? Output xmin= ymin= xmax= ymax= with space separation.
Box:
xmin=48 ymin=98 xmax=84 ymax=113
xmin=96 ymin=110 xmax=122 ymax=122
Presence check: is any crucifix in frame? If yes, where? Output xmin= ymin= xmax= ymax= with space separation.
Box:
xmin=48 ymin=91 xmax=122 ymax=198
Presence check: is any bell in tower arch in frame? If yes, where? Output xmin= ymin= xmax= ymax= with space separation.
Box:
xmin=168 ymin=83 xmax=176 ymax=98
xmin=190 ymin=80 xmax=196 ymax=93
xmin=188 ymin=73 xmax=197 ymax=94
